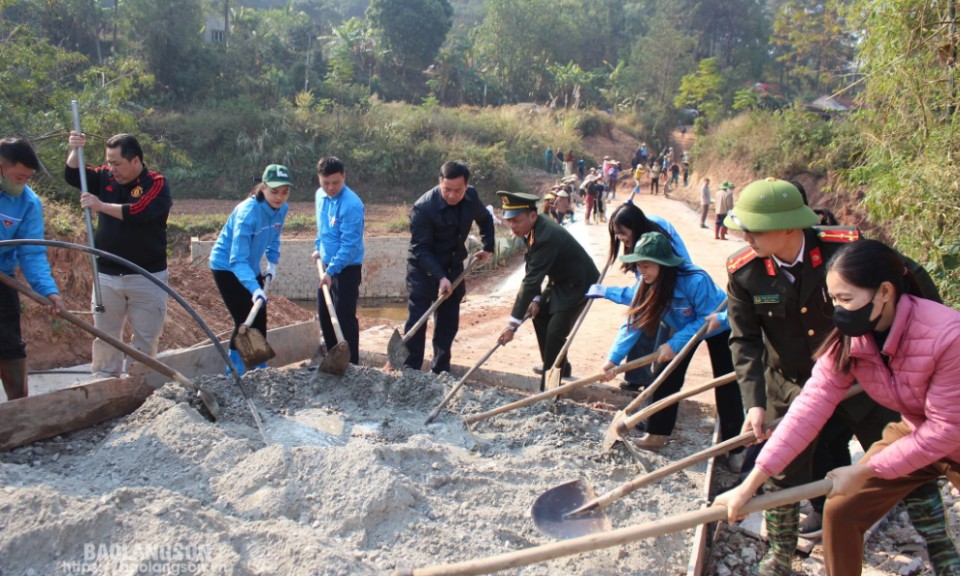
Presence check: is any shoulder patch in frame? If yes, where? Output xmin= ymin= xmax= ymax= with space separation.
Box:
xmin=726 ymin=246 xmax=759 ymax=274
xmin=815 ymin=225 xmax=860 ymax=243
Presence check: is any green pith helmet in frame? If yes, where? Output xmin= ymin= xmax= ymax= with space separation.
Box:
xmin=620 ymin=232 xmax=684 ymax=267
xmin=723 ymin=177 xmax=819 ymax=232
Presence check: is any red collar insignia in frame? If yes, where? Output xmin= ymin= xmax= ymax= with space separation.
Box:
xmin=810 ymin=247 xmax=823 ymax=268
xmin=764 ymin=258 xmax=776 ymax=276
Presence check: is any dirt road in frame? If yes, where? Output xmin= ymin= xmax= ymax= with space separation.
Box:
xmin=360 ymin=183 xmax=738 ymax=392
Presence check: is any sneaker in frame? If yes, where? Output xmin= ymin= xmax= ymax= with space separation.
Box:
xmin=533 ymin=365 xmax=543 ymax=375
xmin=798 ymin=510 xmax=823 ymax=540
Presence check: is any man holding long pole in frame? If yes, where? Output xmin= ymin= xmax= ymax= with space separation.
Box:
xmin=65 ymin=131 xmax=172 ymax=379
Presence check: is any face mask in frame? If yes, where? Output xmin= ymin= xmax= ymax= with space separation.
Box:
xmin=833 ymin=293 xmax=880 ymax=337
xmin=0 ymin=169 xmax=24 ymax=197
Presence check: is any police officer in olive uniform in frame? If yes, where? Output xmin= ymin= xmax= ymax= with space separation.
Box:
xmin=722 ymin=178 xmax=959 ymax=575
xmin=496 ymin=192 xmax=599 ymax=391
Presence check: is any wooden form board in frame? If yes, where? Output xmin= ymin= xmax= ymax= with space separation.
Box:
xmin=0 ymin=376 xmax=153 ymax=451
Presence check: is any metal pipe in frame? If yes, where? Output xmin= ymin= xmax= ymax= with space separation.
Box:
xmin=70 ymin=100 xmax=105 ymax=313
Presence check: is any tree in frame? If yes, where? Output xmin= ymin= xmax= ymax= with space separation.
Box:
xmin=367 ymin=0 xmax=452 ymax=96
xmin=840 ymin=0 xmax=960 ymax=303
xmin=770 ymin=0 xmax=853 ymax=97
xmin=124 ymin=0 xmax=208 ymax=100
xmin=674 ymin=57 xmax=725 ymax=123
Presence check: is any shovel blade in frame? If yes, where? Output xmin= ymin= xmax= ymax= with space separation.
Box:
xmin=319 ymin=342 xmax=351 ymax=376
xmin=531 ymin=478 xmax=611 ymax=539
xmin=387 ymin=329 xmax=409 ymax=370
xmin=602 ymin=410 xmax=626 ymax=452
xmin=544 ymin=367 xmax=562 ymax=391
xmin=234 ymin=328 xmax=276 ymax=367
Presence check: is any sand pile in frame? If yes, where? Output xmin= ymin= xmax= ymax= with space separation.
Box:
xmin=0 ymin=365 xmax=716 ymax=575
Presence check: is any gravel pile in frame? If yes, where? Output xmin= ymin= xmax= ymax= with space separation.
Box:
xmin=0 ymin=365 xmax=718 ymax=575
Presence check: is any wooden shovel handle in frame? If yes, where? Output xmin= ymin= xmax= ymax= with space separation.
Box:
xmin=403 ymin=258 xmax=479 ymax=344
xmin=426 ymin=313 xmax=532 ymax=424
xmin=241 ymin=274 xmax=272 ymax=330
xmin=391 ymin=479 xmax=832 ymax=576
xmin=462 ymin=351 xmax=658 ymax=426
xmin=623 ymin=371 xmax=736 ymax=429
xmin=592 ymin=384 xmax=863 ymax=512
xmin=621 ymin=298 xmax=727 ymax=415
xmin=0 ymin=272 xmax=191 ymax=390
xmin=317 ymin=260 xmax=346 ymax=343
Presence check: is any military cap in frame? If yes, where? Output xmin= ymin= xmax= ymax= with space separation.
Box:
xmin=262 ymin=164 xmax=294 ymax=188
xmin=497 ymin=191 xmax=540 ymax=218
xmin=723 ymin=177 xmax=819 ymax=232
xmin=620 ymin=232 xmax=684 ymax=267
xmin=720 ymin=181 xmax=735 ymax=190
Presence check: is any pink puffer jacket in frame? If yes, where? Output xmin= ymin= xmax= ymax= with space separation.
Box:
xmin=756 ymin=294 xmax=960 ymax=480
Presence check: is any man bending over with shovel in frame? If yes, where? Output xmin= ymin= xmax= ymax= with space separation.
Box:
xmin=401 ymin=161 xmax=494 ymax=374
xmin=496 ymin=192 xmax=598 ymax=391
xmin=0 ymin=138 xmax=63 ymax=399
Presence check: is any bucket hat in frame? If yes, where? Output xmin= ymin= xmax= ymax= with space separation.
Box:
xmin=620 ymin=232 xmax=684 ymax=267
xmin=723 ymin=178 xmax=818 ymax=232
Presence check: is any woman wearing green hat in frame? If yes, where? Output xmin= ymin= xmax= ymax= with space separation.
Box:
xmin=209 ymin=164 xmax=292 ymax=375
xmin=599 ymin=231 xmax=744 ymax=452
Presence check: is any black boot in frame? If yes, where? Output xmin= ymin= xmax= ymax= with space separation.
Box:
xmin=0 ymin=358 xmax=29 ymax=400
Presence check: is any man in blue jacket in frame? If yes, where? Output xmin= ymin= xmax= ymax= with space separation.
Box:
xmin=404 ymin=161 xmax=494 ymax=373
xmin=0 ymin=138 xmax=63 ymax=399
xmin=314 ymin=156 xmax=364 ymax=365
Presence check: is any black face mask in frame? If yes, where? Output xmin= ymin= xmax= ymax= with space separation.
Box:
xmin=833 ymin=293 xmax=880 ymax=337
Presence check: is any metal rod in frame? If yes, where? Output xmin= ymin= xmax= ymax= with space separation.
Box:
xmin=70 ymin=100 xmax=105 ymax=313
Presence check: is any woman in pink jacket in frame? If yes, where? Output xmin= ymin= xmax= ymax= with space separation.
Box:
xmin=715 ymin=239 xmax=960 ymax=575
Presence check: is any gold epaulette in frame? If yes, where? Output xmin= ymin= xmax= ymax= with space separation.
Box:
xmin=814 ymin=226 xmax=860 ymax=243
xmin=726 ymin=246 xmax=759 ymax=274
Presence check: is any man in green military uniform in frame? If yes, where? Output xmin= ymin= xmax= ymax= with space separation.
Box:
xmin=496 ymin=191 xmax=599 ymax=391
xmin=721 ymin=178 xmax=959 ymax=575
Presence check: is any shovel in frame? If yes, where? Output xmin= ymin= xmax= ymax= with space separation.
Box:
xmin=0 ymin=271 xmax=220 ymax=419
xmin=602 ymin=299 xmax=727 ymax=452
xmin=387 ymin=258 xmax=479 ymax=370
xmin=391 ymin=479 xmax=833 ymax=576
xmin=461 ymin=351 xmax=658 ymax=426
xmin=543 ymin=256 xmax=614 ymax=391
xmin=315 ymin=259 xmax=350 ymax=376
xmin=535 ymin=384 xmax=864 ymax=538
xmin=424 ymin=313 xmax=531 ymax=425
xmin=234 ymin=274 xmax=277 ymax=367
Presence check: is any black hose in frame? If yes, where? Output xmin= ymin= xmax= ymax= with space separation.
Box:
xmin=0 ymin=239 xmax=248 ymax=393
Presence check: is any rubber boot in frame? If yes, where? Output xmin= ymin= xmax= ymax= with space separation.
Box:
xmin=757 ymin=503 xmax=798 ymax=576
xmin=904 ymin=482 xmax=960 ymax=575
xmin=0 ymin=358 xmax=29 ymax=400
xmin=226 ymin=349 xmax=246 ymax=377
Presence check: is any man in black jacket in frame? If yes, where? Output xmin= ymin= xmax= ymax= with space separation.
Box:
xmin=66 ymin=131 xmax=172 ymax=378
xmin=403 ymin=161 xmax=494 ymax=373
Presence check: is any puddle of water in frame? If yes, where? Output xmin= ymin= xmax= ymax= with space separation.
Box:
xmin=266 ymin=409 xmax=348 ymax=447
